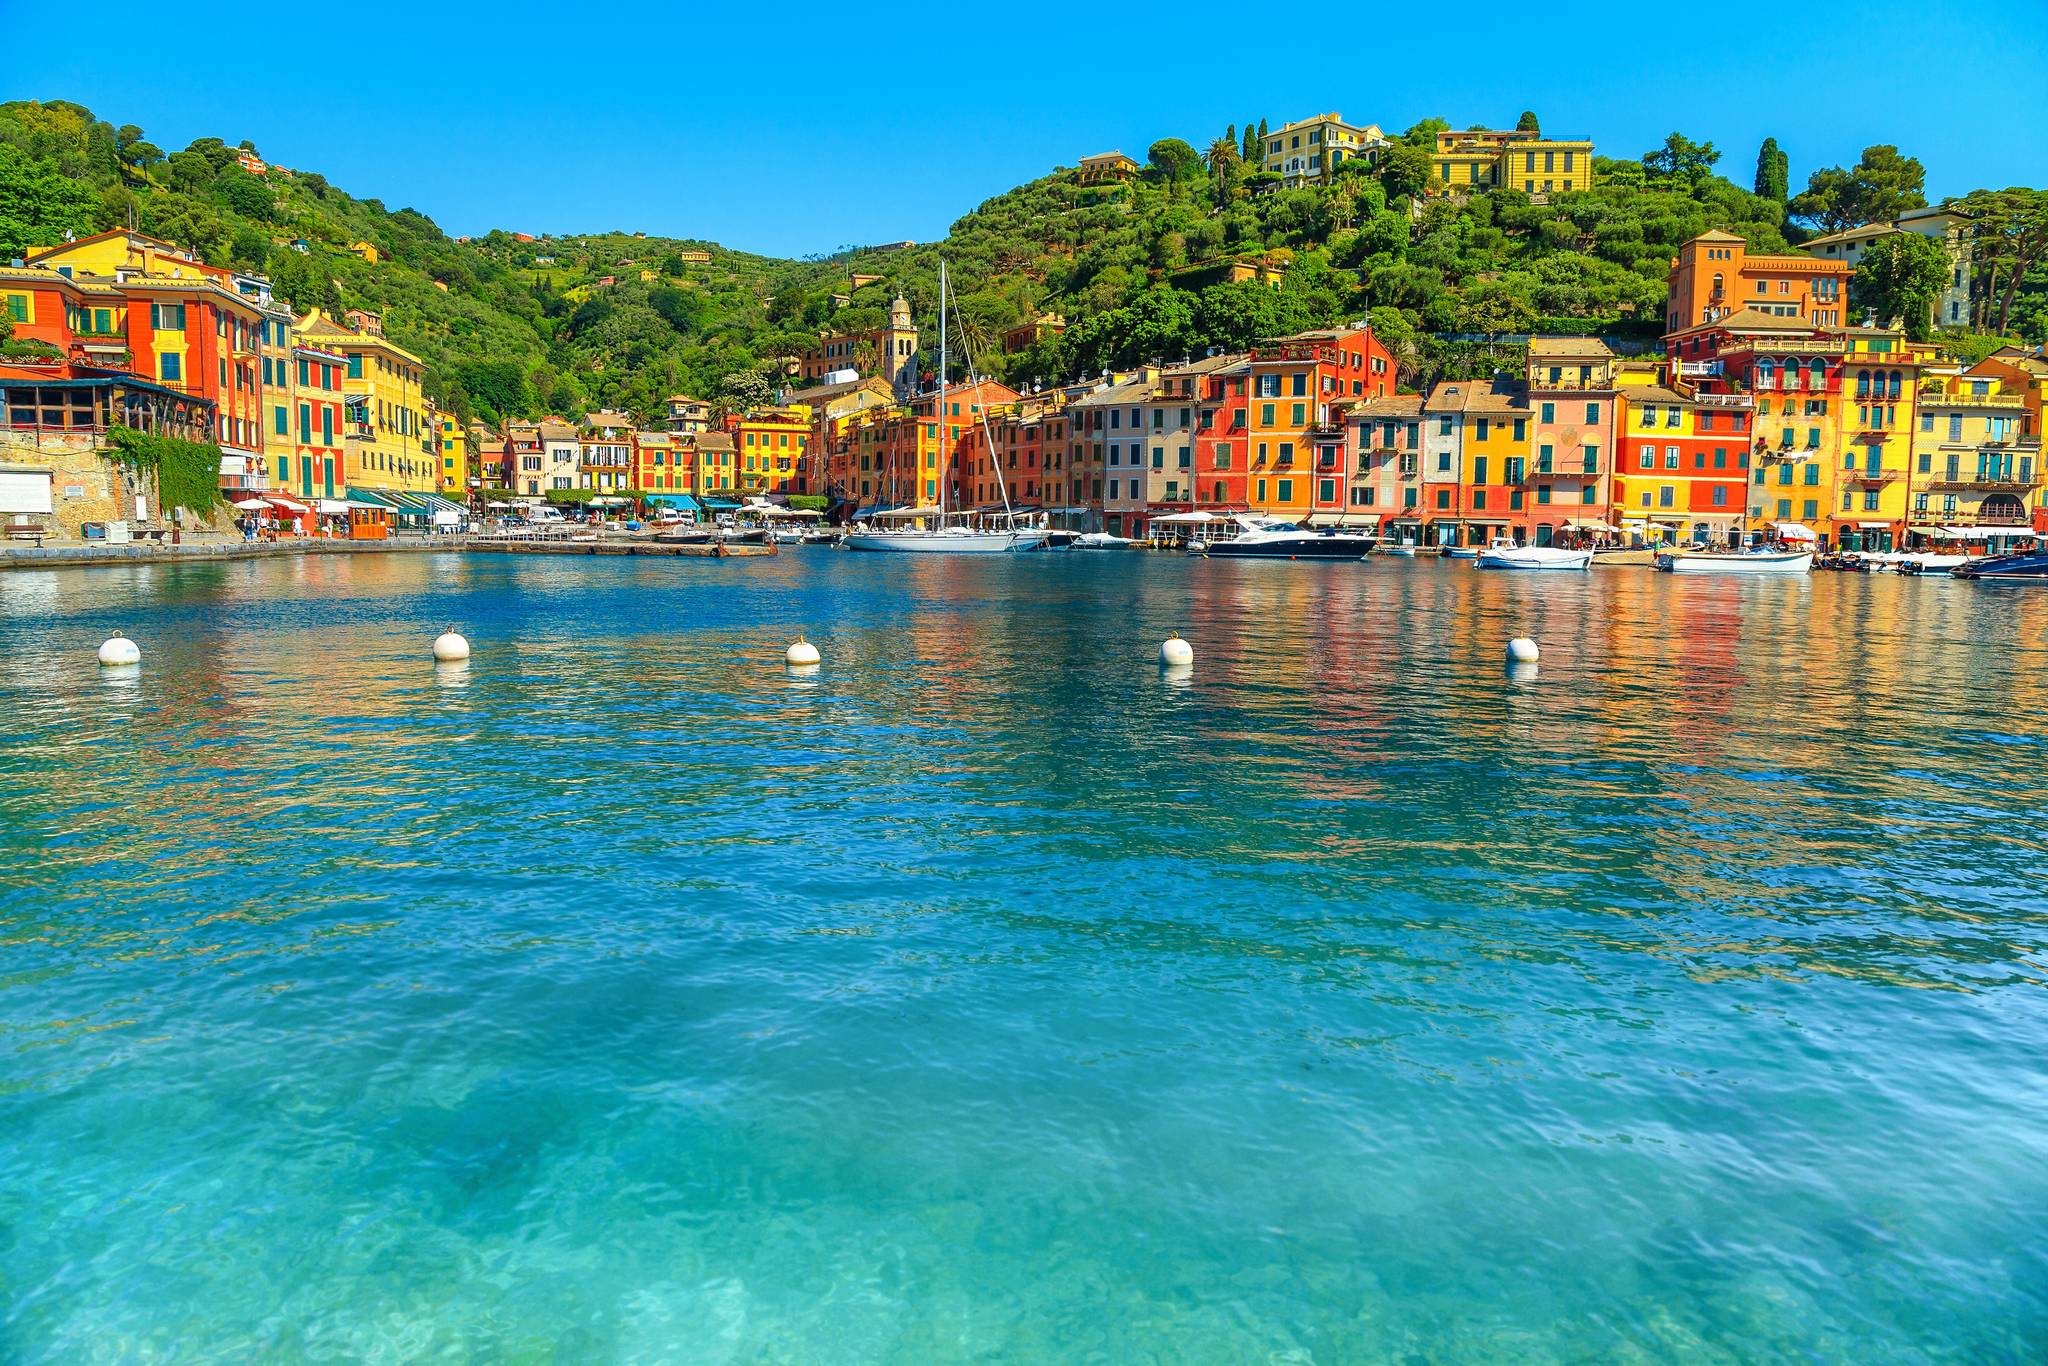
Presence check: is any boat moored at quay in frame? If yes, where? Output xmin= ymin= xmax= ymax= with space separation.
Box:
xmin=1186 ymin=513 xmax=1378 ymax=560
xmin=1476 ymin=537 xmax=1592 ymax=571
xmin=1950 ymin=547 xmax=2048 ymax=581
xmin=1656 ymin=548 xmax=1815 ymax=575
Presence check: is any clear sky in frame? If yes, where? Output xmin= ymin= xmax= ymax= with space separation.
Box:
xmin=9 ymin=0 xmax=2044 ymax=260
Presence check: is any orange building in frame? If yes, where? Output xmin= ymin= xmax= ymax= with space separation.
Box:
xmin=1245 ymin=326 xmax=1396 ymax=520
xmin=1664 ymin=230 xmax=1851 ymax=336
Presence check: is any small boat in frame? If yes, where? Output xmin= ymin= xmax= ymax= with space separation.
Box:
xmin=1444 ymin=546 xmax=1479 ymax=561
xmin=1894 ymin=553 xmax=1968 ymax=575
xmin=1382 ymin=536 xmax=1418 ymax=557
xmin=841 ymin=525 xmax=1048 ymax=554
xmin=1951 ymin=548 xmax=2048 ymax=581
xmin=1590 ymin=545 xmax=1660 ymax=567
xmin=1475 ymin=537 xmax=1591 ymax=571
xmin=1073 ymin=532 xmax=1136 ymax=550
xmin=1656 ymin=549 xmax=1814 ymax=575
xmin=1188 ymin=513 xmax=1377 ymax=560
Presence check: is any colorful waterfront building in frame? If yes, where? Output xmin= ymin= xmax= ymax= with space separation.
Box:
xmin=435 ymin=410 xmax=465 ymax=497
xmin=973 ymin=394 xmax=1068 ymax=511
xmin=1140 ymin=355 xmax=1246 ymax=528
xmin=693 ymin=431 xmax=737 ymax=494
xmin=280 ymin=337 xmax=346 ymax=501
xmin=1907 ymin=365 xmax=2041 ymax=541
xmin=1524 ymin=337 xmax=1620 ymax=540
xmin=24 ymin=231 xmax=270 ymax=495
xmin=1349 ymin=394 xmax=1426 ymax=538
xmin=534 ymin=419 xmax=580 ymax=498
xmin=1612 ymin=373 xmax=1754 ymax=545
xmin=295 ymin=308 xmax=438 ymax=497
xmin=1829 ymin=328 xmax=1938 ymax=549
xmin=1068 ymin=373 xmax=1157 ymax=537
xmin=1245 ymin=327 xmax=1396 ymax=522
xmin=578 ymin=411 xmax=635 ymax=493
xmin=1190 ymin=359 xmax=1252 ymax=513
xmin=732 ymin=405 xmax=814 ymax=495
xmin=1262 ymin=114 xmax=1386 ymax=186
xmin=632 ymin=429 xmax=677 ymax=494
xmin=1427 ymin=377 xmax=1535 ymax=546
xmin=1664 ymin=231 xmax=1851 ymax=335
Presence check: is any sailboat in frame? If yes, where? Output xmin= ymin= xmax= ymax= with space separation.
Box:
xmin=841 ymin=261 xmax=1047 ymax=554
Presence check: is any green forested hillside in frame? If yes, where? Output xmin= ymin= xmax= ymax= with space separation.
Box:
xmin=4 ymin=101 xmax=2042 ymax=428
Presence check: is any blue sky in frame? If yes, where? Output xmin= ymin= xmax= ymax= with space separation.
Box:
xmin=9 ymin=0 xmax=2044 ymax=259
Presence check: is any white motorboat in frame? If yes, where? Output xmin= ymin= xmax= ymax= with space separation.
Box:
xmin=1656 ymin=549 xmax=1814 ymax=575
xmin=1072 ymin=532 xmax=1136 ymax=550
xmin=1187 ymin=513 xmax=1377 ymax=560
xmin=1475 ymin=537 xmax=1591 ymax=571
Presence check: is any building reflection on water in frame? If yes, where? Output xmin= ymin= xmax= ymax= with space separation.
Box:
xmin=0 ymin=552 xmax=2045 ymax=1003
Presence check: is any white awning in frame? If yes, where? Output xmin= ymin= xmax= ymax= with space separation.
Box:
xmin=1854 ymin=520 xmax=1891 ymax=529
xmin=230 ymin=497 xmax=269 ymax=510
xmin=265 ymin=494 xmax=309 ymax=512
xmin=1564 ymin=518 xmax=1621 ymax=532
xmin=1152 ymin=510 xmax=1217 ymax=524
xmin=1773 ymin=521 xmax=1817 ymax=542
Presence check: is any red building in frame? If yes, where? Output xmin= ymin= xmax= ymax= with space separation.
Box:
xmin=1191 ymin=358 xmax=1252 ymax=511
xmin=1613 ymin=375 xmax=1755 ymax=544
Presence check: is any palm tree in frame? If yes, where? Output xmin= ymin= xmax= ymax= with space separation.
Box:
xmin=1207 ymin=136 xmax=1240 ymax=207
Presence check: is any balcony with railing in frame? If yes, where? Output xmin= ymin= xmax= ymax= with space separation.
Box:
xmin=1844 ymin=469 xmax=1899 ymax=487
xmin=1521 ymin=462 xmax=1600 ymax=482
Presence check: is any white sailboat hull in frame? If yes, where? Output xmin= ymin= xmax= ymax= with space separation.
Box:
xmin=840 ymin=528 xmax=1048 ymax=554
xmin=1477 ymin=547 xmax=1592 ymax=570
xmin=1658 ymin=550 xmax=1813 ymax=575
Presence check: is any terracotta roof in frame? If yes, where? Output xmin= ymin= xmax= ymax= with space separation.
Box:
xmin=1423 ymin=378 xmax=1528 ymax=414
xmin=1160 ymin=352 xmax=1250 ymax=379
xmin=1666 ymin=307 xmax=1825 ymax=341
xmin=1526 ymin=336 xmax=1614 ymax=359
xmin=1069 ymin=377 xmax=1155 ymax=408
xmin=1618 ymin=383 xmax=1687 ymax=403
xmin=693 ymin=432 xmax=735 ymax=452
xmin=1353 ymin=394 xmax=1425 ymax=419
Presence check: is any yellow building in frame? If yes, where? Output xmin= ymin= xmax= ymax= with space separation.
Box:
xmin=1431 ymin=129 xmax=1594 ymax=196
xmin=1261 ymin=113 xmax=1385 ymax=186
xmin=435 ymin=409 xmax=466 ymax=496
xmin=1908 ymin=365 xmax=2041 ymax=540
xmin=1827 ymin=330 xmax=1936 ymax=550
xmin=295 ymin=308 xmax=438 ymax=496
xmin=734 ymin=406 xmax=813 ymax=494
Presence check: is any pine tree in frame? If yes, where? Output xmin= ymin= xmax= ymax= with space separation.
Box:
xmin=1515 ymin=110 xmax=1540 ymax=133
xmin=1754 ymin=137 xmax=1789 ymax=203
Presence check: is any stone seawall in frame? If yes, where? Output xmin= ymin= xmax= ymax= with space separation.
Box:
xmin=0 ymin=538 xmax=465 ymax=571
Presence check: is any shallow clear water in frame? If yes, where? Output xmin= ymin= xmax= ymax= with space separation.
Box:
xmin=2 ymin=550 xmax=2045 ymax=1360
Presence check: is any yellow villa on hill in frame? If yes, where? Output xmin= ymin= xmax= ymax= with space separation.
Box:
xmin=296 ymin=308 xmax=439 ymax=496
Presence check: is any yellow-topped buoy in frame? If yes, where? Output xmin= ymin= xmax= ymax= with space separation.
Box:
xmin=785 ymin=635 xmax=820 ymax=667
xmin=1159 ymin=633 xmax=1193 ymax=668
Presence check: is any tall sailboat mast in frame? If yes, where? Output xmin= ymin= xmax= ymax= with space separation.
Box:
xmin=936 ymin=259 xmax=947 ymax=519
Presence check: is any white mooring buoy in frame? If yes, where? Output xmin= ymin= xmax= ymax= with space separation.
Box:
xmin=1159 ymin=633 xmax=1194 ymax=668
xmin=432 ymin=627 xmax=471 ymax=662
xmin=785 ymin=635 xmax=820 ymax=667
xmin=1506 ymin=637 xmax=1540 ymax=665
xmin=98 ymin=634 xmax=140 ymax=667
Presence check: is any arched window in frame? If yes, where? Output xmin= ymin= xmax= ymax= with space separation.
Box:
xmin=1810 ymin=359 xmax=1827 ymax=391
xmin=1711 ymin=272 xmax=1724 ymax=298
xmin=1888 ymin=371 xmax=1902 ymax=400
xmin=1855 ymin=370 xmax=1870 ymax=399
xmin=1756 ymin=359 xmax=1776 ymax=389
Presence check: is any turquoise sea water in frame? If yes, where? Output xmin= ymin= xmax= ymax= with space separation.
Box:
xmin=2 ymin=550 xmax=2046 ymax=1361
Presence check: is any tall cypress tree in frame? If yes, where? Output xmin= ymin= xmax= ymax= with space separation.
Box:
xmin=1241 ymin=122 xmax=1258 ymax=163
xmin=1754 ymin=137 xmax=1789 ymax=203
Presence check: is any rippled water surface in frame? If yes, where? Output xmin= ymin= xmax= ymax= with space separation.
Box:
xmin=2 ymin=550 xmax=2046 ymax=1360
